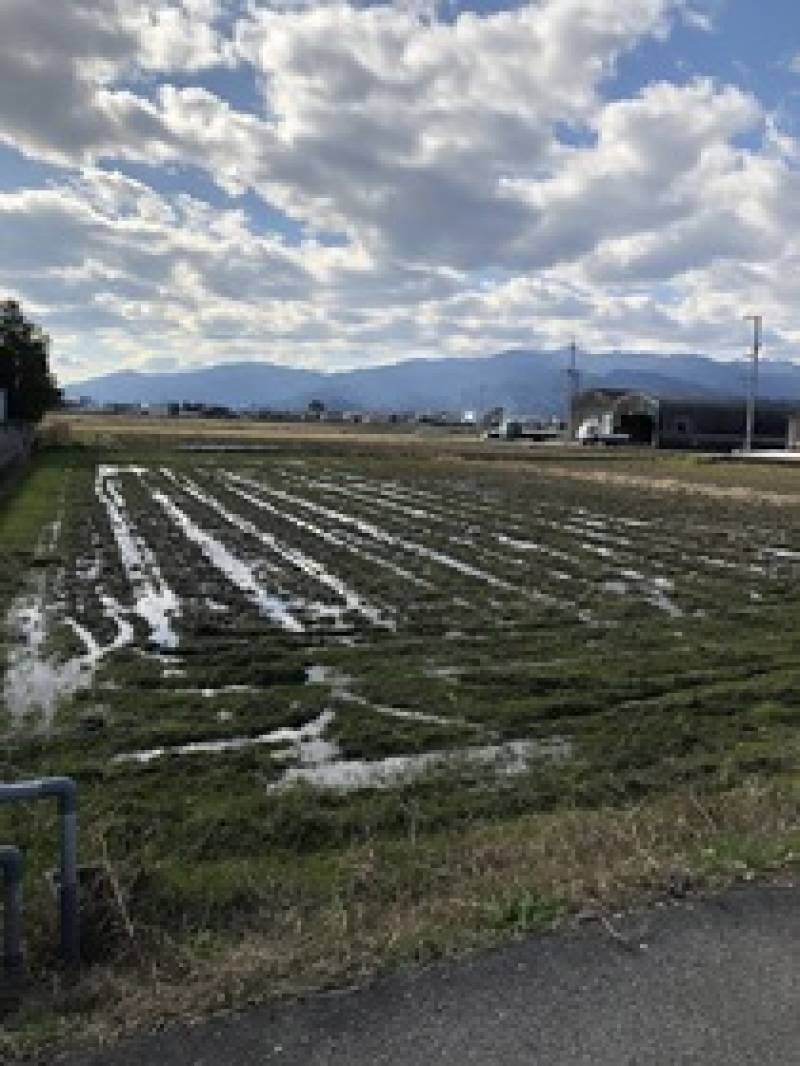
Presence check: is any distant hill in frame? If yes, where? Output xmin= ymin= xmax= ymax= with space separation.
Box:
xmin=65 ymin=349 xmax=800 ymax=415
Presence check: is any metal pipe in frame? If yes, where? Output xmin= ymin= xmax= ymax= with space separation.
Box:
xmin=0 ymin=778 xmax=79 ymax=966
xmin=0 ymin=845 xmax=23 ymax=975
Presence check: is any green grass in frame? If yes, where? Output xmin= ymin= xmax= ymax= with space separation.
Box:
xmin=0 ymin=448 xmax=91 ymax=549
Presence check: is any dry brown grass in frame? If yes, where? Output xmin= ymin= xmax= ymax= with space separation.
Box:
xmin=513 ymin=462 xmax=800 ymax=507
xmin=52 ymin=413 xmax=800 ymax=503
xmin=47 ymin=412 xmax=480 ymax=450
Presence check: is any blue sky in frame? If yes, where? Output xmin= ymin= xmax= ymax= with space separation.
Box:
xmin=1 ymin=0 xmax=799 ymax=382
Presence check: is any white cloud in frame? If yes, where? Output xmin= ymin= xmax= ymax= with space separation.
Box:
xmin=1 ymin=0 xmax=800 ymax=379
xmin=679 ymin=4 xmax=715 ymax=32
xmin=229 ymin=0 xmax=682 ymax=259
xmin=0 ymin=1 xmax=227 ymax=165
xmin=127 ymin=1 xmax=229 ymax=72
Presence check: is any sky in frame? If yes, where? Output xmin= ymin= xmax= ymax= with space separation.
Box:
xmin=1 ymin=0 xmax=799 ymax=383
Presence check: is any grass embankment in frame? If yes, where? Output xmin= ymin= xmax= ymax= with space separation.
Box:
xmin=0 ymin=448 xmax=92 ymax=654
xmin=4 ymin=441 xmax=800 ymax=1057
xmin=4 ymin=777 xmax=800 ymax=1057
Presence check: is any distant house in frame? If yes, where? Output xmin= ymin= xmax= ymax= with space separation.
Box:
xmin=105 ymin=402 xmax=142 ymax=416
xmin=574 ymin=388 xmax=799 ymax=450
xmin=416 ymin=410 xmax=462 ymax=426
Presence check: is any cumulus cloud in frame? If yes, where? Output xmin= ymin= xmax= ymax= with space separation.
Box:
xmin=0 ymin=168 xmax=339 ymax=375
xmin=1 ymin=0 xmax=799 ymax=378
xmin=230 ymin=0 xmax=682 ymax=260
xmin=0 ymin=1 xmax=226 ymax=165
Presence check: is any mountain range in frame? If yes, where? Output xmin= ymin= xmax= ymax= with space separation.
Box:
xmin=64 ymin=349 xmax=799 ymax=415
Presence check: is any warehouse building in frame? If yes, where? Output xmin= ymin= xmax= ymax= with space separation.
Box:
xmin=573 ymin=388 xmax=799 ymax=450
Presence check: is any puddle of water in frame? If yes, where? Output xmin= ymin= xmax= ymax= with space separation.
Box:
xmin=368 ymin=700 xmax=459 ymax=727
xmin=762 ymin=547 xmax=800 ymax=562
xmin=581 ymin=543 xmax=614 ymax=559
xmin=603 ymin=580 xmax=629 ymax=595
xmin=177 ymin=473 xmax=387 ymax=627
xmin=96 ymin=466 xmax=181 ymax=648
xmin=497 ymin=533 xmax=574 ymax=566
xmin=166 ymin=685 xmax=261 ymax=698
xmin=4 ymin=581 xmax=138 ymax=726
xmin=4 ymin=583 xmax=89 ymax=726
xmin=3 ymin=500 xmax=136 ymax=725
xmin=620 ymin=568 xmax=645 ymax=581
xmin=239 ymin=475 xmax=580 ymax=614
xmin=305 ymin=664 xmax=463 ymax=727
xmin=604 ymin=569 xmax=683 ymax=617
xmin=226 ymin=473 xmax=431 ymax=589
xmin=423 ymin=665 xmax=463 ymax=681
xmin=305 ymin=476 xmax=446 ymax=525
xmin=306 ymin=664 xmax=350 ymax=687
xmin=149 ymin=483 xmax=304 ymax=633
xmin=270 ymin=735 xmax=572 ymax=791
xmin=113 ymin=709 xmax=337 ymax=764
xmin=228 ymin=478 xmax=517 ymax=590
xmin=695 ymin=554 xmax=742 ymax=572
xmin=498 ymin=535 xmax=538 ymax=551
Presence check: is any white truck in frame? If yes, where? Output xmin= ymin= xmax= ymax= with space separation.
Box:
xmin=577 ymin=417 xmax=630 ymax=446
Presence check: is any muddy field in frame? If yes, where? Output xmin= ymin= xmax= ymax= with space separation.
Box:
xmin=5 ymin=443 xmax=800 ymax=1050
xmin=6 ymin=453 xmax=800 ymax=779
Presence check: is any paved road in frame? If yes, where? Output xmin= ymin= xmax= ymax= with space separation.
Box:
xmin=65 ymin=882 xmax=800 ymax=1065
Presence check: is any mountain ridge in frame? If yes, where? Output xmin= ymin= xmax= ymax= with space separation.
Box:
xmin=64 ymin=349 xmax=800 ymax=414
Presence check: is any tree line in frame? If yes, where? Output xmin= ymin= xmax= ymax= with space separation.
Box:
xmin=0 ymin=299 xmax=61 ymax=423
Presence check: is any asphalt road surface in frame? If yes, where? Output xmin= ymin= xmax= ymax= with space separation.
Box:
xmin=64 ymin=882 xmax=800 ymax=1065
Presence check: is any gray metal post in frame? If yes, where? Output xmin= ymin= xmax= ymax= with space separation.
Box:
xmin=57 ymin=782 xmax=79 ymax=966
xmin=0 ymin=845 xmax=23 ymax=975
xmin=565 ymin=341 xmax=580 ymax=441
xmin=0 ymin=778 xmax=79 ymax=966
xmin=744 ymin=314 xmax=761 ymax=452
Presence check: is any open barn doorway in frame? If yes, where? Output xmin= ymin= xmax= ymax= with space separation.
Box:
xmin=618 ymin=412 xmax=655 ymax=445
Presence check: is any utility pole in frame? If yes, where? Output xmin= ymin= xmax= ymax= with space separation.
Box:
xmin=565 ymin=340 xmax=580 ymax=441
xmin=743 ymin=314 xmax=762 ymax=452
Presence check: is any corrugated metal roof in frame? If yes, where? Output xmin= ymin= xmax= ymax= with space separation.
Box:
xmin=577 ymin=387 xmax=800 ymax=414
